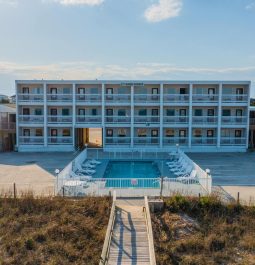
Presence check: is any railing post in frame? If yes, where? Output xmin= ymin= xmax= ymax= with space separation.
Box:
xmin=13 ymin=183 xmax=16 ymax=199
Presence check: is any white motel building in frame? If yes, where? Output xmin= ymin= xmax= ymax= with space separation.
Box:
xmin=16 ymin=80 xmax=250 ymax=152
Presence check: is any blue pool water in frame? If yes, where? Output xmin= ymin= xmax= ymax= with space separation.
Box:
xmin=103 ymin=161 xmax=160 ymax=188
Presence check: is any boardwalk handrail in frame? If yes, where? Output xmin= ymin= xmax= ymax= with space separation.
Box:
xmin=144 ymin=196 xmax=157 ymax=265
xmin=99 ymin=191 xmax=117 ymax=265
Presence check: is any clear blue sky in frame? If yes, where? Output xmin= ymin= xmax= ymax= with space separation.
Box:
xmin=0 ymin=0 xmax=255 ymax=96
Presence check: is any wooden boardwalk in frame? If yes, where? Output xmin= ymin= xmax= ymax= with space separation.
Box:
xmin=107 ymin=199 xmax=151 ymax=265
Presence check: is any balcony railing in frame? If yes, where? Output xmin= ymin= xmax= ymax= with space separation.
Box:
xmin=134 ymin=116 xmax=160 ymax=124
xmin=163 ymin=137 xmax=188 ymax=145
xmin=18 ymin=94 xmax=44 ymax=103
xmin=0 ymin=122 xmax=16 ymax=130
xmin=250 ymin=118 xmax=255 ymax=125
xmin=105 ymin=116 xmax=131 ymax=123
xmin=48 ymin=137 xmax=73 ymax=145
xmin=105 ymin=94 xmax=131 ymax=102
xmin=192 ymin=116 xmax=218 ymax=124
xmin=48 ymin=115 xmax=72 ymax=123
xmin=76 ymin=116 xmax=102 ymax=123
xmin=76 ymin=94 xmax=101 ymax=103
xmin=164 ymin=94 xmax=189 ymax=103
xmin=134 ymin=94 xmax=160 ymax=103
xmin=47 ymin=94 xmax=72 ymax=102
xmin=19 ymin=136 xmax=44 ymax=144
xmin=222 ymin=94 xmax=248 ymax=102
xmin=133 ymin=137 xmax=159 ymax=145
xmin=164 ymin=116 xmax=189 ymax=124
xmin=105 ymin=137 xmax=131 ymax=145
xmin=221 ymin=137 xmax=246 ymax=145
xmin=221 ymin=116 xmax=247 ymax=125
xmin=192 ymin=94 xmax=219 ymax=102
xmin=192 ymin=137 xmax=217 ymax=145
xmin=19 ymin=115 xmax=44 ymax=123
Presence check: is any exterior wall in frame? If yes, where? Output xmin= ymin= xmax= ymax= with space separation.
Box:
xmin=16 ymin=80 xmax=251 ymax=152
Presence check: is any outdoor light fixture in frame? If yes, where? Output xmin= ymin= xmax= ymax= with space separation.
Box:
xmin=55 ymin=169 xmax=60 ymax=175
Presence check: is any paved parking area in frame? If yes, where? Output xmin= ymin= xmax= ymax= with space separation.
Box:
xmin=0 ymin=152 xmax=75 ymax=196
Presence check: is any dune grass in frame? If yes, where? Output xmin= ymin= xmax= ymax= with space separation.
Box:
xmin=152 ymin=195 xmax=255 ymax=265
xmin=0 ymin=196 xmax=111 ymax=265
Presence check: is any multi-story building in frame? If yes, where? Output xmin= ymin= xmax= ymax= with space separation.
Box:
xmin=16 ymin=80 xmax=250 ymax=152
xmin=249 ymin=106 xmax=255 ymax=149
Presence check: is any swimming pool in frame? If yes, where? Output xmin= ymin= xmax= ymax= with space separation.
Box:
xmin=103 ymin=161 xmax=160 ymax=188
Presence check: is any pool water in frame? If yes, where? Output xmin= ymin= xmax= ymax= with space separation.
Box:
xmin=103 ymin=161 xmax=160 ymax=188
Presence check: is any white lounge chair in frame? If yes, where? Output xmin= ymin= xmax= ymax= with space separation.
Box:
xmin=173 ymin=165 xmax=193 ymax=176
xmin=76 ymin=164 xmax=96 ymax=175
xmin=177 ymin=170 xmax=197 ymax=182
xmin=88 ymin=159 xmax=101 ymax=165
xmin=82 ymin=163 xmax=96 ymax=169
xmin=70 ymin=171 xmax=92 ymax=180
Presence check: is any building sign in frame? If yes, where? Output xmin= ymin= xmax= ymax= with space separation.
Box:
xmin=121 ymin=83 xmax=144 ymax=86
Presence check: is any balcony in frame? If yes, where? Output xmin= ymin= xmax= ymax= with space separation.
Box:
xmin=134 ymin=116 xmax=160 ymax=124
xmin=76 ymin=115 xmax=102 ymax=124
xmin=48 ymin=115 xmax=72 ymax=123
xmin=192 ymin=116 xmax=218 ymax=125
xmin=47 ymin=94 xmax=72 ymax=102
xmin=221 ymin=137 xmax=246 ymax=145
xmin=164 ymin=94 xmax=189 ymax=103
xmin=48 ymin=137 xmax=72 ymax=145
xmin=192 ymin=137 xmax=217 ymax=145
xmin=134 ymin=94 xmax=160 ymax=104
xmin=250 ymin=118 xmax=255 ymax=125
xmin=105 ymin=137 xmax=131 ymax=145
xmin=133 ymin=137 xmax=159 ymax=145
xmin=19 ymin=136 xmax=44 ymax=145
xmin=221 ymin=116 xmax=247 ymax=125
xmin=105 ymin=94 xmax=131 ymax=103
xmin=18 ymin=94 xmax=44 ymax=103
xmin=0 ymin=122 xmax=16 ymax=131
xmin=192 ymin=94 xmax=219 ymax=103
xmin=222 ymin=94 xmax=248 ymax=103
xmin=163 ymin=137 xmax=188 ymax=145
xmin=76 ymin=94 xmax=101 ymax=103
xmin=105 ymin=116 xmax=131 ymax=124
xmin=19 ymin=115 xmax=44 ymax=123
xmin=164 ymin=116 xmax=189 ymax=124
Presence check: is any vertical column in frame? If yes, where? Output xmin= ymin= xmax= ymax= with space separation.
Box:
xmin=131 ymin=85 xmax=134 ymax=148
xmin=102 ymin=83 xmax=105 ymax=148
xmin=217 ymin=83 xmax=222 ymax=148
xmin=72 ymin=83 xmax=76 ymax=149
xmin=188 ymin=83 xmax=193 ymax=148
xmin=159 ymin=83 xmax=164 ymax=149
xmin=15 ymin=81 xmax=19 ymax=148
xmin=43 ymin=82 xmax=47 ymax=147
xmin=246 ymin=82 xmax=251 ymax=149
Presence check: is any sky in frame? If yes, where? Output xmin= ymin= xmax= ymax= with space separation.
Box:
xmin=0 ymin=0 xmax=255 ymax=96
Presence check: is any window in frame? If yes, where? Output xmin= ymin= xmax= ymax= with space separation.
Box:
xmin=236 ymin=109 xmax=243 ymax=117
xmin=166 ymin=129 xmax=174 ymax=137
xmin=92 ymin=109 xmax=97 ymax=116
xmin=50 ymin=88 xmax=57 ymax=94
xmin=151 ymin=130 xmax=158 ymax=137
xmin=236 ymin=88 xmax=243 ymax=95
xmin=118 ymin=109 xmax=126 ymax=116
xmin=208 ymin=109 xmax=215 ymax=116
xmin=180 ymin=88 xmax=186 ymax=94
xmin=222 ymin=129 xmax=230 ymax=137
xmin=78 ymin=109 xmax=85 ymax=116
xmin=106 ymin=129 xmax=113 ymax=137
xmin=180 ymin=109 xmax=186 ymax=116
xmin=63 ymin=87 xmax=71 ymax=94
xmin=22 ymin=87 xmax=29 ymax=94
xmin=50 ymin=109 xmax=57 ymax=116
xmin=152 ymin=109 xmax=159 ymax=116
xmin=91 ymin=87 xmax=98 ymax=94
xmin=78 ymin=87 xmax=85 ymax=94
xmin=235 ymin=130 xmax=242 ymax=138
xmin=51 ymin=129 xmax=58 ymax=137
xmin=194 ymin=109 xmax=203 ymax=116
xmin=118 ymin=129 xmax=126 ymax=137
xmin=106 ymin=88 xmax=113 ymax=95
xmin=222 ymin=109 xmax=231 ymax=116
xmin=63 ymin=129 xmax=71 ymax=137
xmin=152 ymin=88 xmax=158 ymax=95
xmin=35 ymin=109 xmax=42 ymax=116
xmin=207 ymin=130 xmax=214 ymax=137
xmin=23 ymin=108 xmax=30 ymax=115
xmin=194 ymin=129 xmax=202 ymax=137
xmin=35 ymin=129 xmax=43 ymax=137
xmin=208 ymin=88 xmax=215 ymax=95
xmin=23 ymin=129 xmax=30 ymax=136
xmin=33 ymin=87 xmax=41 ymax=94
xmin=62 ymin=109 xmax=70 ymax=116
xmin=166 ymin=109 xmax=175 ymax=116
xmin=179 ymin=130 xmax=186 ymax=138
xmin=138 ymin=129 xmax=147 ymax=137
xmin=106 ymin=109 xmax=113 ymax=116
xmin=138 ymin=109 xmax=147 ymax=116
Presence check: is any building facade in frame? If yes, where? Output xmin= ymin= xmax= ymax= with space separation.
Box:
xmin=16 ymin=80 xmax=250 ymax=152
xmin=249 ymin=106 xmax=255 ymax=149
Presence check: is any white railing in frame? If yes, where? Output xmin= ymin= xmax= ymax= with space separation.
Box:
xmin=134 ymin=94 xmax=160 ymax=103
xmin=164 ymin=116 xmax=189 ymax=124
xmin=133 ymin=137 xmax=159 ymax=145
xmin=105 ymin=94 xmax=131 ymax=102
xmin=192 ymin=94 xmax=219 ymax=102
xmin=76 ymin=94 xmax=101 ymax=102
xmin=163 ymin=137 xmax=188 ymax=145
xmin=222 ymin=94 xmax=248 ymax=102
xmin=18 ymin=94 xmax=44 ymax=102
xmin=163 ymin=94 xmax=189 ymax=102
xmin=134 ymin=116 xmax=160 ymax=123
xmin=192 ymin=116 xmax=218 ymax=124
xmin=19 ymin=115 xmax=44 ymax=123
xmin=48 ymin=137 xmax=73 ymax=145
xmin=19 ymin=136 xmax=44 ymax=144
xmin=221 ymin=137 xmax=246 ymax=145
xmin=48 ymin=115 xmax=72 ymax=123
xmin=76 ymin=115 xmax=102 ymax=123
xmin=192 ymin=137 xmax=217 ymax=145
xmin=105 ymin=116 xmax=131 ymax=123
xmin=0 ymin=122 xmax=16 ymax=130
xmin=105 ymin=137 xmax=131 ymax=145
xmin=221 ymin=116 xmax=247 ymax=125
xmin=47 ymin=94 xmax=72 ymax=102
